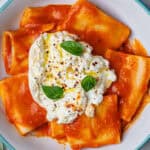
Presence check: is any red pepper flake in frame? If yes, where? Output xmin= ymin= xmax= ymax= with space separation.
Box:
xmin=76 ymin=92 xmax=81 ymax=101
xmin=65 ymin=103 xmax=75 ymax=109
xmin=62 ymin=83 xmax=67 ymax=88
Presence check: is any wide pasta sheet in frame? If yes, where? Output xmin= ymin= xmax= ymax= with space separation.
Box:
xmin=0 ymin=74 xmax=47 ymax=135
xmin=65 ymin=95 xmax=120 ymax=149
xmin=20 ymin=5 xmax=70 ymax=27
xmin=104 ymin=49 xmax=150 ymax=122
xmin=2 ymin=24 xmax=54 ymax=75
xmin=58 ymin=0 xmax=130 ymax=55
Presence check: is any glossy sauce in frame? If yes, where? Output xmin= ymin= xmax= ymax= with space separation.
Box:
xmin=31 ymin=123 xmax=51 ymax=137
xmin=119 ymin=39 xmax=150 ymax=131
xmin=20 ymin=5 xmax=71 ymax=27
xmin=124 ymin=94 xmax=150 ymax=131
xmin=119 ymin=39 xmax=148 ymax=57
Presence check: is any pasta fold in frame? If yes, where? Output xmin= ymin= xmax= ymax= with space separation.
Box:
xmin=0 ymin=74 xmax=47 ymax=135
xmin=104 ymin=49 xmax=150 ymax=121
xmin=58 ymin=0 xmax=130 ymax=55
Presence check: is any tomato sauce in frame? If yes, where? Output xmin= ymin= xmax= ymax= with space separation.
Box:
xmin=119 ymin=39 xmax=148 ymax=57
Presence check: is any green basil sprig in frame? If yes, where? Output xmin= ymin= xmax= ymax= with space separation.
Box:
xmin=81 ymin=76 xmax=97 ymax=92
xmin=42 ymin=85 xmax=64 ymax=100
xmin=60 ymin=41 xmax=83 ymax=56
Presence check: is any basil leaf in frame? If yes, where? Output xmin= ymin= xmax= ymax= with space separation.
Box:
xmin=60 ymin=41 xmax=83 ymax=56
xmin=42 ymin=85 xmax=64 ymax=100
xmin=81 ymin=76 xmax=97 ymax=92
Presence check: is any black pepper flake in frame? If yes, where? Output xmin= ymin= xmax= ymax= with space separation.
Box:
xmin=74 ymin=81 xmax=79 ymax=88
xmin=60 ymin=61 xmax=64 ymax=65
xmin=57 ymin=72 xmax=61 ymax=78
xmin=75 ymin=68 xmax=78 ymax=72
xmin=53 ymin=43 xmax=56 ymax=46
xmin=92 ymin=63 xmax=95 ymax=66
xmin=46 ymin=51 xmax=49 ymax=54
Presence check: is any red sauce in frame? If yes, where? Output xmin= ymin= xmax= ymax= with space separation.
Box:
xmin=2 ymin=32 xmax=12 ymax=73
xmin=32 ymin=123 xmax=51 ymax=137
xmin=119 ymin=39 xmax=148 ymax=57
xmin=124 ymin=94 xmax=150 ymax=131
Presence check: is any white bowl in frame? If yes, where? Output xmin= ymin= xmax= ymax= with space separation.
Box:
xmin=0 ymin=0 xmax=150 ymax=150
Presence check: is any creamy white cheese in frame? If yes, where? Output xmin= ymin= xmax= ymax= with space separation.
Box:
xmin=28 ymin=31 xmax=116 ymax=124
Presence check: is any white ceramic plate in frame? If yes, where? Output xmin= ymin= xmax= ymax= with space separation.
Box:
xmin=0 ymin=0 xmax=150 ymax=150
